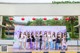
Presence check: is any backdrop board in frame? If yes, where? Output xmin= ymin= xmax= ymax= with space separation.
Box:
xmin=13 ymin=25 xmax=66 ymax=49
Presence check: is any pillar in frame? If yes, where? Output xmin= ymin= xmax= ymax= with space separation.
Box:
xmin=0 ymin=16 xmax=3 ymax=39
xmin=78 ymin=16 xmax=80 ymax=39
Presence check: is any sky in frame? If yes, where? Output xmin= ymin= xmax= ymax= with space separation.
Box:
xmin=13 ymin=16 xmax=63 ymax=23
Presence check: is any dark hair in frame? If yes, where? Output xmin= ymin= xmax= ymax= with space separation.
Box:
xmin=31 ymin=32 xmax=34 ymax=36
xmin=61 ymin=33 xmax=63 ymax=38
xmin=44 ymin=31 xmax=47 ymax=35
xmin=24 ymin=32 xmax=26 ymax=35
xmin=39 ymin=31 xmax=42 ymax=34
xmin=57 ymin=32 xmax=60 ymax=35
xmin=35 ymin=31 xmax=38 ymax=37
xmin=44 ymin=31 xmax=47 ymax=37
xmin=57 ymin=35 xmax=60 ymax=39
xmin=64 ymin=32 xmax=67 ymax=37
xmin=35 ymin=31 xmax=38 ymax=34
xmin=27 ymin=32 xmax=30 ymax=38
xmin=19 ymin=32 xmax=22 ymax=38
xmin=52 ymin=32 xmax=55 ymax=37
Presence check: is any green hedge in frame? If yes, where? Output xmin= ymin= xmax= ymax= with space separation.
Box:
xmin=69 ymin=32 xmax=79 ymax=39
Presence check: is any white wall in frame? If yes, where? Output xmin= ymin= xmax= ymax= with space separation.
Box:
xmin=0 ymin=4 xmax=80 ymax=16
xmin=0 ymin=0 xmax=79 ymax=3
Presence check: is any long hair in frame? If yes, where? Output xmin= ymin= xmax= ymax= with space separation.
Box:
xmin=19 ymin=32 xmax=22 ymax=38
xmin=31 ymin=32 xmax=34 ymax=35
xmin=44 ymin=31 xmax=47 ymax=37
xmin=52 ymin=32 xmax=55 ymax=37
xmin=35 ymin=31 xmax=38 ymax=37
xmin=61 ymin=32 xmax=63 ymax=38
xmin=39 ymin=31 xmax=42 ymax=34
xmin=27 ymin=32 xmax=30 ymax=38
xmin=24 ymin=32 xmax=26 ymax=35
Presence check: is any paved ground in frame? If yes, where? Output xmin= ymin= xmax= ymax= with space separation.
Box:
xmin=0 ymin=46 xmax=80 ymax=52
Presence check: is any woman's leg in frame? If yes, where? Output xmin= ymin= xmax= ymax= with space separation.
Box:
xmin=53 ymin=41 xmax=55 ymax=50
xmin=28 ymin=42 xmax=30 ymax=49
xmin=40 ymin=41 xmax=42 ymax=50
xmin=23 ymin=42 xmax=26 ymax=49
xmin=36 ymin=42 xmax=38 ymax=50
xmin=20 ymin=41 xmax=22 ymax=49
xmin=49 ymin=42 xmax=51 ymax=50
xmin=47 ymin=41 xmax=49 ymax=50
xmin=59 ymin=43 xmax=61 ymax=50
xmin=32 ymin=42 xmax=34 ymax=49
xmin=55 ymin=43 xmax=59 ymax=50
xmin=40 ymin=41 xmax=41 ymax=50
xmin=33 ymin=42 xmax=35 ymax=49
xmin=34 ymin=40 xmax=36 ymax=49
xmin=44 ymin=41 xmax=46 ymax=49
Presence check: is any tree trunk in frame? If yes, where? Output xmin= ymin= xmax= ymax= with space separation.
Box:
xmin=71 ymin=19 xmax=74 ymax=38
xmin=1 ymin=17 xmax=6 ymax=39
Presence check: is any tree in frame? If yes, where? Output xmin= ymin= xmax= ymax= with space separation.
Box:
xmin=63 ymin=16 xmax=78 ymax=38
xmin=26 ymin=21 xmax=32 ymax=26
xmin=30 ymin=18 xmax=44 ymax=26
xmin=2 ymin=16 xmax=14 ymax=39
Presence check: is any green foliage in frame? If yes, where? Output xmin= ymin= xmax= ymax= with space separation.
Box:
xmin=26 ymin=19 xmax=65 ymax=26
xmin=26 ymin=21 xmax=32 ymax=26
xmin=34 ymin=18 xmax=44 ymax=26
xmin=69 ymin=32 xmax=79 ymax=39
xmin=2 ymin=16 xmax=14 ymax=39
xmin=26 ymin=16 xmax=78 ymax=39
xmin=1 ymin=27 xmax=7 ymax=39
xmin=63 ymin=16 xmax=78 ymax=39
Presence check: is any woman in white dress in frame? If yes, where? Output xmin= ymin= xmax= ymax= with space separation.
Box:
xmin=19 ymin=32 xmax=26 ymax=48
xmin=19 ymin=32 xmax=22 ymax=49
xmin=35 ymin=31 xmax=39 ymax=50
xmin=43 ymin=31 xmax=48 ymax=50
xmin=61 ymin=35 xmax=67 ymax=50
xmin=23 ymin=32 xmax=27 ymax=49
xmin=47 ymin=31 xmax=52 ymax=50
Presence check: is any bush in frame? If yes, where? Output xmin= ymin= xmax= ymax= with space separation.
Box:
xmin=69 ymin=32 xmax=79 ymax=39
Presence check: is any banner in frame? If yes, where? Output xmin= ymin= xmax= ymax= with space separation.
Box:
xmin=13 ymin=25 xmax=66 ymax=49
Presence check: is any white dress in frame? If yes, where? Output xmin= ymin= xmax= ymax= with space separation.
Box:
xmin=44 ymin=34 xmax=47 ymax=42
xmin=47 ymin=34 xmax=52 ymax=42
xmin=62 ymin=38 xmax=67 ymax=47
xmin=23 ymin=35 xmax=27 ymax=42
xmin=35 ymin=35 xmax=39 ymax=42
xmin=19 ymin=34 xmax=23 ymax=42
xmin=19 ymin=34 xmax=26 ymax=42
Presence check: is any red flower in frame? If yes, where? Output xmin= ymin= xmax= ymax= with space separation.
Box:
xmin=65 ymin=17 xmax=70 ymax=21
xmin=43 ymin=18 xmax=47 ymax=20
xmin=32 ymin=17 xmax=36 ymax=20
xmin=54 ymin=18 xmax=58 ymax=20
xmin=21 ymin=17 xmax=25 ymax=20
xmin=9 ymin=17 xmax=13 ymax=20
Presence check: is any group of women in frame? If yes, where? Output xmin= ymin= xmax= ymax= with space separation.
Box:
xmin=19 ymin=31 xmax=67 ymax=50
